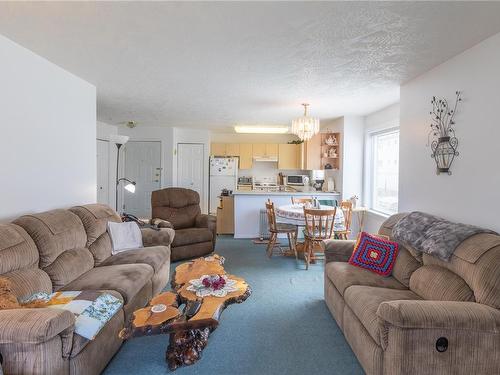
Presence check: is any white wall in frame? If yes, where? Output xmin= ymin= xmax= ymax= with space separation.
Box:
xmin=363 ymin=103 xmax=400 ymax=233
xmin=400 ymin=32 xmax=500 ymax=231
xmin=342 ymin=116 xmax=364 ymax=201
xmin=96 ymin=121 xmax=118 ymax=208
xmin=0 ymin=35 xmax=96 ymax=221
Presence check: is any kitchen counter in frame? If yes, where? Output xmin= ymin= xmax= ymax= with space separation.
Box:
xmin=233 ymin=190 xmax=341 ymax=238
xmin=233 ymin=190 xmax=340 ymax=196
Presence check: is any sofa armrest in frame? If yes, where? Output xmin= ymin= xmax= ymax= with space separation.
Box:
xmin=324 ymin=240 xmax=356 ymax=263
xmin=378 ymin=300 xmax=500 ymax=331
xmin=150 ymin=218 xmax=173 ymax=229
xmin=195 ymin=214 xmax=217 ymax=246
xmin=141 ymin=227 xmax=175 ymax=247
xmin=0 ymin=308 xmax=74 ymax=345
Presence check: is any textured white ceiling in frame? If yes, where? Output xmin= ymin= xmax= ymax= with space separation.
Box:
xmin=1 ymin=2 xmax=500 ymax=131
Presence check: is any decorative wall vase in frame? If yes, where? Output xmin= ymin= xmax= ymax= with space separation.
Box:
xmin=428 ymin=91 xmax=462 ymax=175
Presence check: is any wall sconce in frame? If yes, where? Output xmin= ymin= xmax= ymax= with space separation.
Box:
xmin=428 ymin=91 xmax=462 ymax=175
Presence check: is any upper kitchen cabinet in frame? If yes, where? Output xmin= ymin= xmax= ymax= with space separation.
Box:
xmin=252 ymin=143 xmax=278 ymax=158
xmin=239 ymin=144 xmax=253 ymax=169
xmin=252 ymin=143 xmax=266 ymax=157
xmin=300 ymin=133 xmax=321 ymax=170
xmin=226 ymin=143 xmax=240 ymax=156
xmin=211 ymin=143 xmax=227 ymax=156
xmin=210 ymin=143 xmax=240 ymax=156
xmin=265 ymin=143 xmax=278 ymax=157
xmin=278 ymin=144 xmax=300 ymax=169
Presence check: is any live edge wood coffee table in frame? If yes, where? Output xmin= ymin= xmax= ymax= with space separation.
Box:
xmin=119 ymin=254 xmax=251 ymax=370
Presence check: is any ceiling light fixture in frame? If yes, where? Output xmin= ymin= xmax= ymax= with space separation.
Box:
xmin=234 ymin=125 xmax=289 ymax=134
xmin=291 ymin=103 xmax=320 ymax=141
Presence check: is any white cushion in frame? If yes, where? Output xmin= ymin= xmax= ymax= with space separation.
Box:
xmin=107 ymin=221 xmax=143 ymax=254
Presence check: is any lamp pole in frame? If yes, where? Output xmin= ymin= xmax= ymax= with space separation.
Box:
xmin=115 ymin=143 xmax=123 ymax=212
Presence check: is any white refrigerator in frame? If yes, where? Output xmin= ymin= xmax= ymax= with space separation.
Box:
xmin=209 ymin=157 xmax=238 ymax=214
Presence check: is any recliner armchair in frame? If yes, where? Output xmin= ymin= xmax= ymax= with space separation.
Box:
xmin=151 ymin=188 xmax=216 ymax=261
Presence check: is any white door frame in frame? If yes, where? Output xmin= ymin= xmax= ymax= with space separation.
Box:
xmin=177 ymin=142 xmax=205 ymax=212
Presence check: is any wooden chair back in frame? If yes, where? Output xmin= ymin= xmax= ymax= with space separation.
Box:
xmin=303 ymin=207 xmax=337 ymax=240
xmin=265 ymin=199 xmax=278 ymax=232
xmin=291 ymin=197 xmax=313 ymax=205
xmin=340 ymin=200 xmax=353 ymax=231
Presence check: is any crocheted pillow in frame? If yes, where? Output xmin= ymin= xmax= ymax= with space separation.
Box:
xmin=349 ymin=232 xmax=399 ymax=276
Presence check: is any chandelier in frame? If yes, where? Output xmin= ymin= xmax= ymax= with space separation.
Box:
xmin=291 ymin=103 xmax=320 ymax=141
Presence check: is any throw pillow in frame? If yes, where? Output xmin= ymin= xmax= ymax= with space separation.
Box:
xmin=349 ymin=232 xmax=399 ymax=276
xmin=107 ymin=221 xmax=143 ymax=255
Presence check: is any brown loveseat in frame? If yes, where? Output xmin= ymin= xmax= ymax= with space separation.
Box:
xmin=0 ymin=204 xmax=174 ymax=375
xmin=324 ymin=213 xmax=500 ymax=375
xmin=151 ymin=188 xmax=216 ymax=261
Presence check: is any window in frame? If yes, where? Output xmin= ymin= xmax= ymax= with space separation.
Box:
xmin=367 ymin=128 xmax=399 ymax=215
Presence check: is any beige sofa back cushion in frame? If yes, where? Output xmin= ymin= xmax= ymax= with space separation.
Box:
xmin=423 ymin=235 xmax=500 ymax=309
xmin=410 ymin=265 xmax=475 ymax=302
xmin=0 ymin=223 xmax=52 ymax=297
xmin=378 ymin=213 xmax=421 ymax=287
xmin=70 ymin=204 xmax=121 ymax=265
xmin=14 ymin=209 xmax=94 ymax=290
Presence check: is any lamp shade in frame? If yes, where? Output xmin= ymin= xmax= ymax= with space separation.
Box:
xmin=109 ymin=134 xmax=130 ymax=145
xmin=124 ymin=182 xmax=136 ymax=193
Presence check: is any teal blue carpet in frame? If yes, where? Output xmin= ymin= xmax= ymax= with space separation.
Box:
xmin=103 ymin=236 xmax=363 ymax=375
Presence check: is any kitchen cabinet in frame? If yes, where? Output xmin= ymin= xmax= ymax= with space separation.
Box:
xmin=226 ymin=143 xmax=240 ymax=156
xmin=300 ymin=133 xmax=321 ymax=170
xmin=211 ymin=143 xmax=227 ymax=156
xmin=252 ymin=143 xmax=266 ymax=157
xmin=239 ymin=144 xmax=253 ymax=169
xmin=216 ymin=196 xmax=234 ymax=234
xmin=266 ymin=143 xmax=278 ymax=157
xmin=278 ymin=144 xmax=300 ymax=169
xmin=252 ymin=143 xmax=277 ymax=158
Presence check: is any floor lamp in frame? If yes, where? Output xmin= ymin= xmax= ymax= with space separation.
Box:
xmin=109 ymin=135 xmax=136 ymax=212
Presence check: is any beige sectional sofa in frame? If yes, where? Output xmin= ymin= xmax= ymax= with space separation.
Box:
xmin=0 ymin=204 xmax=174 ymax=375
xmin=324 ymin=213 xmax=500 ymax=375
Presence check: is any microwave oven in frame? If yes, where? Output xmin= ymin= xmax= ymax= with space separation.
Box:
xmin=286 ymin=175 xmax=309 ymax=186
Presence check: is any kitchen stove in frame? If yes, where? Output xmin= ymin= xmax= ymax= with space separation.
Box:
xmin=252 ymin=176 xmax=279 ymax=192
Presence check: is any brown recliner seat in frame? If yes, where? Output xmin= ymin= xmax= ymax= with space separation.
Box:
xmin=151 ymin=188 xmax=216 ymax=261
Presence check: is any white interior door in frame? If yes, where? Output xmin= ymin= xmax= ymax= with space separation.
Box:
xmin=96 ymin=140 xmax=109 ymax=205
xmin=177 ymin=143 xmax=204 ymax=208
xmin=123 ymin=141 xmax=162 ymax=217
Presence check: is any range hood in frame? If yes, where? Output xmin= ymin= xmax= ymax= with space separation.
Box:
xmin=253 ymin=156 xmax=278 ymax=162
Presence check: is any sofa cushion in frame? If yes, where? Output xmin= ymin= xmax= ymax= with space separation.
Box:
xmin=410 ymin=265 xmax=475 ymax=302
xmin=325 ymin=262 xmax=407 ymax=296
xmin=14 ymin=210 xmax=93 ymax=289
xmin=344 ymin=286 xmax=421 ymax=344
xmin=70 ymin=204 xmax=121 ymax=265
xmin=61 ymin=264 xmax=153 ymax=304
xmin=172 ymin=228 xmax=213 ymax=248
xmin=99 ymin=246 xmax=170 ymax=273
xmin=391 ymin=246 xmax=422 ymax=287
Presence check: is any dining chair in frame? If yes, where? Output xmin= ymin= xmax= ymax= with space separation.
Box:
xmin=265 ymin=199 xmax=298 ymax=259
xmin=335 ymin=200 xmax=353 ymax=240
xmin=291 ymin=197 xmax=313 ymax=205
xmin=303 ymin=207 xmax=337 ymax=269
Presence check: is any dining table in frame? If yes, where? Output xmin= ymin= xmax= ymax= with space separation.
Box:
xmin=275 ymin=204 xmax=346 ymax=231
xmin=274 ymin=204 xmax=345 ymax=261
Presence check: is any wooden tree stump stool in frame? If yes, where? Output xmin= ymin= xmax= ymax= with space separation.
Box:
xmin=119 ymin=254 xmax=251 ymax=371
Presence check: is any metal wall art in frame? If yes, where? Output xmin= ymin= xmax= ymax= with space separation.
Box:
xmin=428 ymin=91 xmax=462 ymax=175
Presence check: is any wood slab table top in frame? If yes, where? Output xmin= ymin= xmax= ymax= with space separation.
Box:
xmin=119 ymin=254 xmax=251 ymax=370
